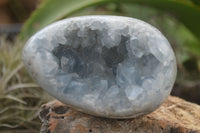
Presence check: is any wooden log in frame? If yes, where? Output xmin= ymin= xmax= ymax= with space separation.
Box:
xmin=39 ymin=96 xmax=200 ymax=133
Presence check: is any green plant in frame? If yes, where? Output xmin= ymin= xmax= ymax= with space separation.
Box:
xmin=0 ymin=37 xmax=53 ymax=132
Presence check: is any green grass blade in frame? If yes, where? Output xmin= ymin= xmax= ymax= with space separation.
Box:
xmin=20 ymin=0 xmax=200 ymax=41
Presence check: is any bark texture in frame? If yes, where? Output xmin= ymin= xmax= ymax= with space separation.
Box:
xmin=39 ymin=96 xmax=200 ymax=133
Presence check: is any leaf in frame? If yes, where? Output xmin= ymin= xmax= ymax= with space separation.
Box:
xmin=184 ymin=41 xmax=200 ymax=56
xmin=20 ymin=0 xmax=200 ymax=41
xmin=174 ymin=23 xmax=200 ymax=57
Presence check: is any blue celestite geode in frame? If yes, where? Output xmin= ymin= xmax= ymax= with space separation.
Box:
xmin=22 ymin=16 xmax=177 ymax=118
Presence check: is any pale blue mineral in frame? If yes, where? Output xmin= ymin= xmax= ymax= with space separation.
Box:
xmin=22 ymin=16 xmax=177 ymax=118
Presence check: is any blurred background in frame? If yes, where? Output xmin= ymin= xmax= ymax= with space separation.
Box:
xmin=0 ymin=0 xmax=200 ymax=132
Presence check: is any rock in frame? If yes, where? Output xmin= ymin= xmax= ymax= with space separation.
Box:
xmin=23 ymin=16 xmax=177 ymax=118
xmin=39 ymin=96 xmax=200 ymax=133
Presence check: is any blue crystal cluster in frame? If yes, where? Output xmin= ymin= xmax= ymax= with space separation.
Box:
xmin=22 ymin=16 xmax=177 ymax=118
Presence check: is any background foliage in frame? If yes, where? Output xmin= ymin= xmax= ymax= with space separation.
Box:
xmin=0 ymin=0 xmax=200 ymax=132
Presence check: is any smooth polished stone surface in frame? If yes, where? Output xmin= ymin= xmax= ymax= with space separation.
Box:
xmin=22 ymin=16 xmax=177 ymax=119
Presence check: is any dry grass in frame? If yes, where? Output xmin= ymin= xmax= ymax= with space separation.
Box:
xmin=0 ymin=36 xmax=53 ymax=132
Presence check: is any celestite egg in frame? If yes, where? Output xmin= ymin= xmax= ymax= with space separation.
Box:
xmin=22 ymin=16 xmax=177 ymax=118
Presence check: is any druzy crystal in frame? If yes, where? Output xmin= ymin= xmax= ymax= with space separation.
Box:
xmin=22 ymin=16 xmax=177 ymax=118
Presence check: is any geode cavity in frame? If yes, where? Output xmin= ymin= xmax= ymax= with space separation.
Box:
xmin=22 ymin=16 xmax=177 ymax=118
